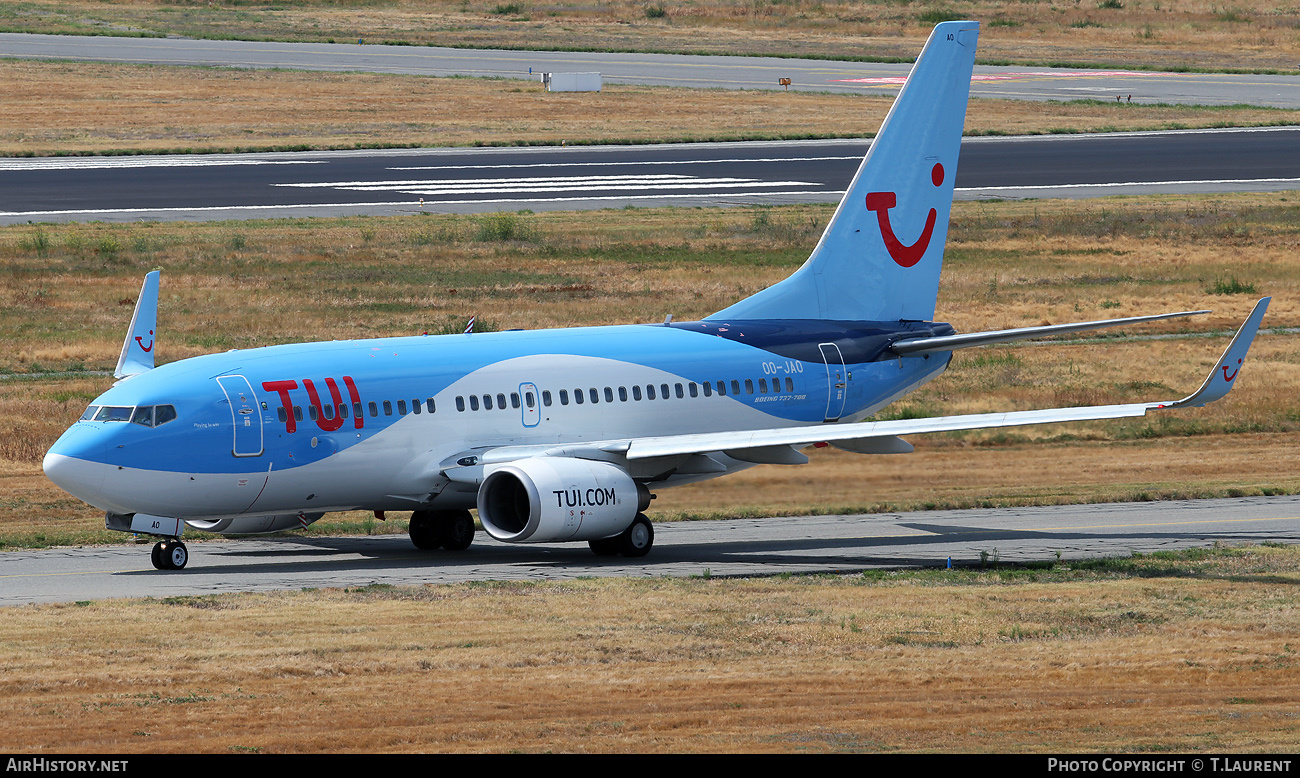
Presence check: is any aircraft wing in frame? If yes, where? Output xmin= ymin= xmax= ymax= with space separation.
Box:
xmin=440 ymin=298 xmax=1267 ymax=481
xmin=616 ymin=297 xmax=1270 ymax=462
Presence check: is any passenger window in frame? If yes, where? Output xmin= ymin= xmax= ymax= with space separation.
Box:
xmin=574 ymin=389 xmax=584 ymax=405
xmin=427 ymin=398 xmax=436 ymax=413
xmin=456 ymin=396 xmax=466 ymax=412
xmin=716 ymin=381 xmax=726 ymax=397
xmin=483 ymin=395 xmax=493 ymax=411
xmin=589 ymin=388 xmax=598 ymax=404
xmin=309 ymin=405 xmax=319 ymax=421
xmin=559 ymin=390 xmax=569 ymax=406
xmin=398 ymin=400 xmax=408 ymax=415
xmin=469 ymin=396 xmax=479 ymax=411
xmin=661 ymin=383 xmax=670 ymax=399
xmin=675 ymin=383 xmax=684 ymax=399
xmin=277 ymin=407 xmax=288 ymax=423
xmin=731 ymin=380 xmax=741 ymax=395
xmin=294 ymin=406 xmax=304 ymax=422
xmin=702 ymin=382 xmax=712 ymax=397
xmin=384 ymin=400 xmax=394 ymax=416
xmin=646 ymin=384 xmax=656 ymax=400
xmin=369 ymin=401 xmax=379 ymax=417
xmin=542 ymin=390 xmax=552 ymax=407
xmin=632 ymin=385 xmax=642 ymax=401
xmin=354 ymin=402 xmax=364 ymax=419
xmin=411 ymin=399 xmax=420 ymax=415
xmin=497 ymin=393 xmax=507 ymax=410
xmin=688 ymin=382 xmax=698 ymax=398
xmin=511 ymin=393 xmax=520 ymax=409
xmin=525 ymin=392 xmax=535 ymax=409
xmin=745 ymin=379 xmax=754 ymax=395
xmin=785 ymin=377 xmax=794 ymax=392
xmin=321 ymin=403 xmax=334 ymax=420
xmin=759 ymin=378 xmax=768 ymax=394
xmin=618 ymin=387 xmax=628 ymax=402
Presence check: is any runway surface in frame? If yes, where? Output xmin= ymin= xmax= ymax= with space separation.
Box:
xmin=4 ymin=127 xmax=1299 ymax=224
xmin=3 ymin=32 xmax=1299 ymax=107
xmin=4 ymin=495 xmax=1298 ymax=605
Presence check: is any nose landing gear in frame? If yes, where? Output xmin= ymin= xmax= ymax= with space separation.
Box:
xmin=151 ymin=539 xmax=189 ymax=570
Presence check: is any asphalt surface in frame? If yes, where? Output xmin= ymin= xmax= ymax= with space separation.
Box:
xmin=3 ymin=127 xmax=1299 ymax=223
xmin=3 ymin=32 xmax=1299 ymax=106
xmin=4 ymin=495 xmax=1298 ymax=605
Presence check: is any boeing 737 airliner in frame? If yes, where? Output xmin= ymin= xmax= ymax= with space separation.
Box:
xmin=43 ymin=21 xmax=1270 ymax=570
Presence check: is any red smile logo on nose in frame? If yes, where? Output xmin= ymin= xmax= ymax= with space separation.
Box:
xmin=865 ymin=162 xmax=945 ymax=268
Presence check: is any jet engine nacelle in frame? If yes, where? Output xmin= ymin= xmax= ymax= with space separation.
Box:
xmin=477 ymin=457 xmax=646 ymax=543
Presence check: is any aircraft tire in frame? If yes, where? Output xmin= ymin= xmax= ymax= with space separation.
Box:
xmin=439 ymin=510 xmax=475 ymax=551
xmin=155 ymin=540 xmax=188 ymax=570
xmin=408 ymin=510 xmax=443 ymax=550
xmin=617 ymin=514 xmax=654 ymax=558
xmin=588 ymin=536 xmax=621 ymax=556
xmin=151 ymin=541 xmax=166 ymax=570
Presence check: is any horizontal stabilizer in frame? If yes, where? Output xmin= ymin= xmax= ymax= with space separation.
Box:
xmin=890 ymin=309 xmax=1209 ymax=355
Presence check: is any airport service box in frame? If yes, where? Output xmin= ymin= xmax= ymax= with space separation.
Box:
xmin=542 ymin=72 xmax=602 ymax=92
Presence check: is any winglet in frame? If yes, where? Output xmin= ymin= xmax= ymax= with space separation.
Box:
xmin=114 ymin=271 xmax=160 ymax=380
xmin=1159 ymin=297 xmax=1270 ymax=409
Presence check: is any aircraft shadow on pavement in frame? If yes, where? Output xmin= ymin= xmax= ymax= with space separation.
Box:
xmin=108 ymin=520 xmax=1300 ymax=578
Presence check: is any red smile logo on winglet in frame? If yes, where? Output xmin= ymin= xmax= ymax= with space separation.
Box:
xmin=1222 ymin=358 xmax=1242 ymax=382
xmin=865 ymin=163 xmax=945 ymax=268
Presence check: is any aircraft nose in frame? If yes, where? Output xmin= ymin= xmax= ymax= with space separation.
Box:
xmin=43 ymin=431 xmax=108 ymax=504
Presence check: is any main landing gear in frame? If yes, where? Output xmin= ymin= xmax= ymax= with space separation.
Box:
xmin=151 ymin=539 xmax=189 ymax=570
xmin=408 ymin=509 xmax=475 ymax=551
xmin=588 ymin=513 xmax=654 ymax=558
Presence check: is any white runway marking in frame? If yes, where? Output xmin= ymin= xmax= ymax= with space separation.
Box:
xmin=958 ymin=177 xmax=1300 ymax=193
xmin=386 ymin=156 xmax=861 ymax=171
xmin=275 ymin=173 xmax=823 ymax=199
xmin=0 ymin=157 xmax=323 ymax=171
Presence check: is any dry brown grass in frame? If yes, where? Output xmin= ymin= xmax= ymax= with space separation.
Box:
xmin=3 ymin=547 xmax=1299 ymax=752
xmin=7 ymin=0 xmax=1300 ymax=71
xmin=1 ymin=59 xmax=1295 ymax=157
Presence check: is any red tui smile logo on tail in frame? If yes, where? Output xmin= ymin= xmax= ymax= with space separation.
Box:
xmin=865 ymin=163 xmax=945 ymax=268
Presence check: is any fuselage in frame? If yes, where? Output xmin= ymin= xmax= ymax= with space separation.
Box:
xmin=43 ymin=318 xmax=954 ymax=525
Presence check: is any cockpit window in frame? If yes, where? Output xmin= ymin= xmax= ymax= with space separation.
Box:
xmin=87 ymin=404 xmax=177 ymax=427
xmin=128 ymin=404 xmax=178 ymax=428
xmin=94 ymin=406 xmax=133 ymax=422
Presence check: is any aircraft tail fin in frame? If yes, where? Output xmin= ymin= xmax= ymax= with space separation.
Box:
xmin=114 ymin=271 xmax=160 ymax=380
xmin=709 ymin=21 xmax=979 ymax=323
